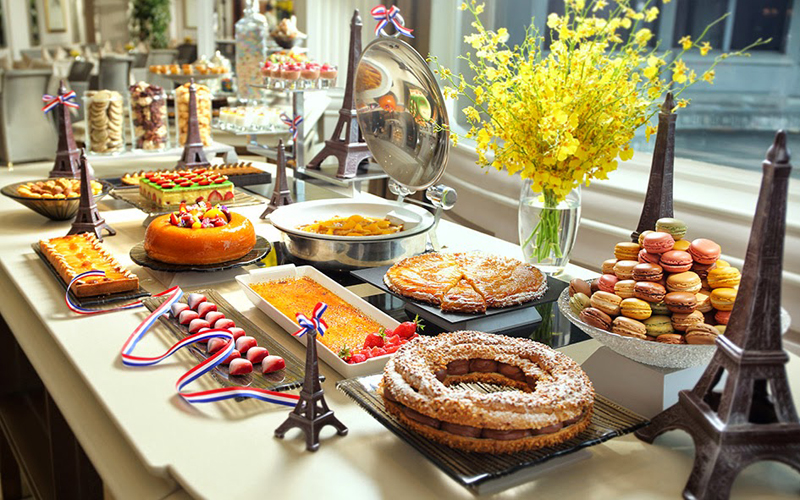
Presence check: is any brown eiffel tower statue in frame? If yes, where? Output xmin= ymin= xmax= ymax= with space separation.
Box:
xmin=260 ymin=140 xmax=293 ymax=218
xmin=306 ymin=10 xmax=372 ymax=178
xmin=274 ymin=313 xmax=348 ymax=451
xmin=176 ymin=80 xmax=210 ymax=170
xmin=631 ymin=92 xmax=675 ymax=243
xmin=49 ymin=80 xmax=83 ymax=179
xmin=635 ymin=131 xmax=800 ymax=500
xmin=68 ymin=150 xmax=115 ymax=240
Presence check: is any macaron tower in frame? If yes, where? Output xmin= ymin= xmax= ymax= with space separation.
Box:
xmin=569 ymin=217 xmax=740 ymax=345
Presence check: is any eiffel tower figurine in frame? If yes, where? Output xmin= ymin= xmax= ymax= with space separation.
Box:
xmin=635 ymin=130 xmax=800 ymax=500
xmin=48 ymin=80 xmax=83 ymax=179
xmin=306 ymin=10 xmax=372 ymax=178
xmin=176 ymin=80 xmax=210 ymax=170
xmin=631 ymin=92 xmax=675 ymax=243
xmin=275 ymin=304 xmax=348 ymax=451
xmin=68 ymin=150 xmax=115 ymax=240
xmin=260 ymin=140 xmax=293 ymax=219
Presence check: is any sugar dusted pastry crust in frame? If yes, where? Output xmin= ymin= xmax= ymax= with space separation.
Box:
xmin=39 ymin=233 xmax=139 ymax=297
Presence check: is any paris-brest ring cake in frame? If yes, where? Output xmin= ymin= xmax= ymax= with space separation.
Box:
xmin=379 ymin=331 xmax=594 ymax=453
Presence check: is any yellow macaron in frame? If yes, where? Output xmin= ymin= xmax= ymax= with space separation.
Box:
xmin=620 ymin=298 xmax=652 ymax=320
xmin=710 ymin=288 xmax=737 ymax=311
xmin=707 ymin=267 xmax=741 ymax=289
xmin=672 ymin=239 xmax=691 ymax=252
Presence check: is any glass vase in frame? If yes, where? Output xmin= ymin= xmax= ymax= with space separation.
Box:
xmin=518 ymin=180 xmax=581 ymax=275
xmin=235 ymin=0 xmax=268 ymax=102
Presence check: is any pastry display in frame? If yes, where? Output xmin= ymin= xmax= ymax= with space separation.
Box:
xmin=138 ymin=170 xmax=234 ymax=207
xmin=218 ymin=105 xmax=285 ymax=131
xmin=122 ymin=164 xmax=260 ymax=187
xmin=379 ymin=331 xmax=594 ymax=453
xmin=85 ymin=90 xmax=124 ymax=154
xmin=569 ymin=218 xmax=737 ymax=344
xmin=149 ymin=64 xmax=227 ymax=75
xmin=384 ymin=252 xmax=547 ymax=314
xmin=39 ymin=233 xmax=139 ymax=297
xmin=175 ymin=82 xmax=212 ymax=147
xmin=129 ymin=82 xmax=168 ymax=150
xmin=143 ymin=203 xmax=256 ymax=265
xmin=298 ymin=215 xmax=403 ymax=236
xmin=17 ymin=178 xmax=102 ymax=199
xmin=262 ymin=60 xmax=337 ymax=90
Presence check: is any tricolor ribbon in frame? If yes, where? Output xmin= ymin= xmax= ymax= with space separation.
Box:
xmin=292 ymin=302 xmax=328 ymax=337
xmin=42 ymin=90 xmax=79 ymax=114
xmin=280 ymin=113 xmax=303 ymax=141
xmin=371 ymin=5 xmax=414 ymax=38
xmin=66 ymin=270 xmax=179 ymax=315
xmin=119 ymin=286 xmax=300 ymax=407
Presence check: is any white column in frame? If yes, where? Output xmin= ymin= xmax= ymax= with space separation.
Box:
xmin=197 ymin=0 xmax=215 ymax=59
xmin=4 ymin=0 xmax=31 ymax=58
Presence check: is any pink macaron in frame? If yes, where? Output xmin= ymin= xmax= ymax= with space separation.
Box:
xmin=597 ymin=274 xmax=619 ymax=293
xmin=688 ymin=238 xmax=721 ymax=265
xmin=638 ymin=249 xmax=661 ymax=264
xmin=643 ymin=232 xmax=675 ymax=254
xmin=660 ymin=250 xmax=693 ymax=273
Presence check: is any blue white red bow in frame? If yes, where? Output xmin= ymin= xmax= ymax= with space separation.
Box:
xmin=280 ymin=113 xmax=303 ymax=141
xmin=371 ymin=5 xmax=414 ymax=38
xmin=42 ymin=90 xmax=79 ymax=114
xmin=66 ymin=270 xmax=179 ymax=315
xmin=292 ymin=302 xmax=328 ymax=338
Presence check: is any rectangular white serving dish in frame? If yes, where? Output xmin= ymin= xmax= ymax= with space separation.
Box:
xmin=236 ymin=264 xmax=400 ymax=377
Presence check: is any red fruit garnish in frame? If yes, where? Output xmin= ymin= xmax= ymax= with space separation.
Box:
xmin=372 ymin=347 xmax=388 ymax=357
xmin=363 ymin=332 xmax=385 ymax=349
xmin=161 ymin=182 xmax=175 ymax=189
xmin=213 ymin=178 xmax=226 ymax=184
xmin=180 ymin=181 xmax=191 ymax=187
xmin=170 ymin=213 xmax=180 ymax=226
xmin=208 ymin=190 xmax=223 ymax=202
xmin=384 ymin=334 xmax=401 ymax=347
xmin=394 ymin=315 xmax=424 ymax=338
xmin=385 ymin=344 xmax=400 ymax=354
xmin=223 ymin=191 xmax=235 ymax=200
xmin=198 ymin=180 xmax=210 ymax=186
xmin=350 ymin=353 xmax=367 ymax=364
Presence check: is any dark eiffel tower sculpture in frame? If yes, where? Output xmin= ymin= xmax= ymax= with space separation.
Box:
xmin=49 ymin=80 xmax=83 ymax=179
xmin=260 ymin=140 xmax=293 ymax=219
xmin=305 ymin=10 xmax=372 ymax=178
xmin=68 ymin=150 xmax=115 ymax=240
xmin=631 ymin=93 xmax=676 ymax=243
xmin=274 ymin=313 xmax=348 ymax=451
xmin=635 ymin=131 xmax=800 ymax=500
xmin=176 ymin=80 xmax=210 ymax=170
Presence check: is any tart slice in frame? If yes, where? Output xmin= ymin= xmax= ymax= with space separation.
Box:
xmin=456 ymin=253 xmax=547 ymax=308
xmin=384 ymin=253 xmax=463 ymax=306
xmin=440 ymin=278 xmax=486 ymax=313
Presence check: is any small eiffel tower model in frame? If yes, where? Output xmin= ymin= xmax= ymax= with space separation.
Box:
xmin=631 ymin=92 xmax=675 ymax=243
xmin=260 ymin=140 xmax=293 ymax=219
xmin=274 ymin=322 xmax=348 ymax=451
xmin=68 ymin=150 xmax=115 ymax=240
xmin=306 ymin=10 xmax=372 ymax=178
xmin=49 ymin=80 xmax=83 ymax=179
xmin=635 ymin=131 xmax=800 ymax=500
xmin=176 ymin=80 xmax=210 ymax=170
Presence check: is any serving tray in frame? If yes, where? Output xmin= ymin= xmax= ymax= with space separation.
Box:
xmin=143 ymin=289 xmax=315 ymax=392
xmin=130 ymin=236 xmax=271 ymax=273
xmin=104 ymin=171 xmax=272 ymax=189
xmin=337 ymin=374 xmax=648 ymax=495
xmin=108 ymin=186 xmax=263 ymax=216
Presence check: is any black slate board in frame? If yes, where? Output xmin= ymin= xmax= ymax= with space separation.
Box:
xmin=129 ymin=236 xmax=271 ymax=273
xmin=103 ymin=171 xmax=272 ymax=189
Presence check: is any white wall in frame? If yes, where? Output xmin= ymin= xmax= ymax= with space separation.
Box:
xmin=2 ymin=0 xmax=31 ymax=58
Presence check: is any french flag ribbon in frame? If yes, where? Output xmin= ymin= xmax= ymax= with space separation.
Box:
xmin=42 ymin=90 xmax=79 ymax=114
xmin=280 ymin=112 xmax=303 ymax=141
xmin=371 ymin=5 xmax=414 ymax=38
xmin=114 ymin=286 xmax=299 ymax=407
xmin=65 ymin=270 xmax=179 ymax=315
xmin=292 ymin=302 xmax=328 ymax=337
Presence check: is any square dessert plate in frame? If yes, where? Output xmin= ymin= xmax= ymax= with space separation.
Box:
xmin=338 ymin=374 xmax=649 ymax=495
xmin=236 ymin=265 xmax=400 ymax=377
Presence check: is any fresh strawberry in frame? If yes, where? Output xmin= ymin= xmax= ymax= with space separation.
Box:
xmin=394 ymin=315 xmax=424 ymax=338
xmin=235 ymin=336 xmax=257 ymax=355
xmin=247 ymin=346 xmax=268 ymax=364
xmin=384 ymin=344 xmax=400 ymax=354
xmin=338 ymin=346 xmax=352 ymax=361
xmin=223 ymin=191 xmax=235 ymax=200
xmin=363 ymin=331 xmax=385 ymax=349
xmin=169 ymin=212 xmax=181 ymax=226
xmin=221 ymin=349 xmax=241 ymax=365
xmin=349 ymin=353 xmax=367 ymax=364
xmin=372 ymin=347 xmax=387 ymax=357
xmin=384 ymin=334 xmax=401 ymax=347
xmin=228 ymin=358 xmax=253 ymax=375
xmin=198 ymin=180 xmax=210 ymax=186
xmin=261 ymin=355 xmax=286 ymax=374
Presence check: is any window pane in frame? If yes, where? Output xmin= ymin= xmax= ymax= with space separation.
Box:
xmin=494 ymin=0 xmax=537 ymax=50
xmin=544 ymin=0 xmax=661 ymax=48
xmin=673 ymin=0 xmax=727 ymax=49
xmin=730 ymin=0 xmax=793 ymax=51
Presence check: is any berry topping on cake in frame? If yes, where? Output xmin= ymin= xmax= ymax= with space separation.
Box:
xmin=167 ymin=202 xmax=232 ymax=229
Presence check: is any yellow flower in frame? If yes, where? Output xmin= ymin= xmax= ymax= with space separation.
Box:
xmin=619 ymin=148 xmax=634 ymax=161
xmin=645 ymin=124 xmax=657 ymax=142
xmin=621 ymin=17 xmax=632 ymax=29
xmin=634 ymin=28 xmax=653 ymax=46
xmin=593 ymin=0 xmax=607 ymax=12
xmin=702 ymin=70 xmax=715 ymax=83
xmin=474 ymin=3 xmax=485 ymax=14
xmin=672 ymin=59 xmax=688 ymax=83
xmin=645 ymin=7 xmax=659 ymax=22
xmin=679 ymin=36 xmax=692 ymax=50
xmin=700 ymin=42 xmax=712 ymax=56
xmin=459 ymin=2 xmax=468 ymax=10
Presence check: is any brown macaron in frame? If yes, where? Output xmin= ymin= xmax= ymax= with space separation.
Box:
xmin=656 ymin=333 xmax=686 ymax=344
xmin=612 ymin=316 xmax=647 ymax=339
xmin=590 ymin=291 xmax=622 ymax=316
xmin=671 ymin=310 xmax=704 ymax=332
xmin=685 ymin=323 xmax=719 ymax=345
xmin=632 ymin=263 xmax=664 ymax=282
xmin=634 ymin=281 xmax=667 ymax=303
xmin=664 ymin=292 xmax=697 ymax=314
xmin=614 ymin=260 xmax=639 ymax=280
xmin=580 ymin=307 xmax=612 ymax=331
xmin=569 ymin=278 xmax=592 ymax=297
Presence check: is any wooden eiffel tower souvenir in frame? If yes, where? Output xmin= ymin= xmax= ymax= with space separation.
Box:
xmin=631 ymin=92 xmax=676 ymax=243
xmin=305 ymin=10 xmax=372 ymax=178
xmin=176 ymin=80 xmax=210 ymax=170
xmin=274 ymin=316 xmax=348 ymax=451
xmin=635 ymin=130 xmax=800 ymax=500
xmin=260 ymin=140 xmax=293 ymax=219
xmin=49 ymin=80 xmax=83 ymax=179
xmin=68 ymin=151 xmax=115 ymax=240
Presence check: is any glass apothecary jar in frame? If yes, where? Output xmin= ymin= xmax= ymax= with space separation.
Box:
xmin=129 ymin=82 xmax=169 ymax=151
xmin=235 ymin=0 xmax=268 ymax=101
xmin=84 ymin=90 xmax=125 ymax=155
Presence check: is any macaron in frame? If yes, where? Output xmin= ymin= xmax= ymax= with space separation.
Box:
xmin=656 ymin=217 xmax=687 ymax=240
xmin=688 ymin=238 xmax=721 ymax=265
xmin=634 ymin=281 xmax=667 ymax=303
xmin=569 ymin=292 xmax=591 ymax=315
xmin=620 ymin=298 xmax=652 ymax=320
xmin=614 ymin=280 xmax=637 ymax=299
xmin=644 ymin=315 xmax=674 ymax=337
xmin=692 ymin=261 xmax=717 ymax=279
xmin=685 ymin=323 xmax=719 ymax=345
xmin=591 ymin=279 xmax=601 ymax=294
xmin=660 ymin=250 xmax=693 ymax=273
xmin=613 ymin=260 xmax=639 ymax=280
xmin=632 ymin=263 xmax=664 ymax=282
xmin=597 ymin=274 xmax=620 ymax=293
xmin=612 ymin=316 xmax=647 ymax=339
xmin=614 ymin=242 xmax=641 ymax=261
xmin=657 ymin=333 xmax=686 ymax=344
xmin=695 ymin=290 xmax=713 ymax=313
xmin=715 ymin=325 xmax=727 ymax=335
xmin=664 ymin=291 xmax=697 ymax=313
xmin=707 ymin=267 xmax=741 ymax=289
xmin=671 ymin=310 xmax=704 ymax=332
xmin=580 ymin=307 xmax=612 ymax=331
xmin=666 ymin=271 xmax=702 ymax=293
xmin=715 ymin=310 xmax=731 ymax=325
xmin=590 ymin=291 xmax=622 ymax=316
xmin=716 ymin=259 xmax=731 ymax=268
xmin=638 ymin=248 xmax=661 ymax=264
xmin=602 ymin=258 xmax=618 ymax=274
xmin=638 ymin=230 xmax=654 ymax=247
xmin=643 ymin=232 xmax=675 ymax=254
xmin=651 ymin=300 xmax=670 ymax=315
xmin=710 ymin=288 xmax=737 ymax=311
xmin=569 ymin=278 xmax=592 ymax=297
xmin=673 ymin=239 xmax=691 ymax=252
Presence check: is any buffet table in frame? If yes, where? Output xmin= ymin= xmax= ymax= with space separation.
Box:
xmin=0 ymin=159 xmax=798 ymax=500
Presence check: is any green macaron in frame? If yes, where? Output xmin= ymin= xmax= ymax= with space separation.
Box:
xmin=656 ymin=217 xmax=687 ymax=241
xmin=644 ymin=315 xmax=674 ymax=337
xmin=650 ymin=300 xmax=670 ymax=315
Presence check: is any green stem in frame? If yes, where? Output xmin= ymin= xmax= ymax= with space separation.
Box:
xmin=523 ymin=187 xmax=564 ymax=264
